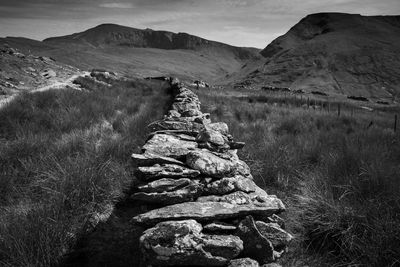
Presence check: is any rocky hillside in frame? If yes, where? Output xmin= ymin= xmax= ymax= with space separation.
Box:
xmin=238 ymin=13 xmax=400 ymax=99
xmin=3 ymin=24 xmax=260 ymax=83
xmin=44 ymin=24 xmax=258 ymax=60
xmin=0 ymin=42 xmax=79 ymax=105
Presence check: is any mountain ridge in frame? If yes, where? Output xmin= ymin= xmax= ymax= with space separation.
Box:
xmin=43 ymin=23 xmax=260 ymax=60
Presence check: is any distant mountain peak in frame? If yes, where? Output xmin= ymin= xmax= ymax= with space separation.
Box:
xmin=43 ymin=24 xmax=258 ymax=60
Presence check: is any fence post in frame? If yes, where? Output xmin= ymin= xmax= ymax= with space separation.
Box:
xmin=338 ymin=103 xmax=341 ymax=117
xmin=307 ymin=97 xmax=310 ymax=109
xmin=395 ymin=114 xmax=398 ymax=132
xmin=328 ymin=102 xmax=331 ymax=113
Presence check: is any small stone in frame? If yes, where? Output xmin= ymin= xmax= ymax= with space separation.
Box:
xmin=237 ymin=216 xmax=275 ymax=264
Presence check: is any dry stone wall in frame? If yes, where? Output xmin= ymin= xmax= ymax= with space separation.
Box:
xmin=131 ymin=79 xmax=292 ymax=267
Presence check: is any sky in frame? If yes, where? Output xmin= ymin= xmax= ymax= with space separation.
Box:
xmin=0 ymin=0 xmax=399 ymax=48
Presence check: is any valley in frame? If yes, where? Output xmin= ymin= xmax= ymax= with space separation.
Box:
xmin=0 ymin=12 xmax=400 ymax=267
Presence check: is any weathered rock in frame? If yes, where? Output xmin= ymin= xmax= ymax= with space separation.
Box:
xmin=149 ymin=129 xmax=198 ymax=138
xmin=148 ymin=119 xmax=204 ymax=133
xmin=137 ymin=178 xmax=192 ymax=193
xmin=228 ymin=258 xmax=260 ymax=267
xmin=197 ymin=191 xmax=253 ymax=205
xmin=208 ymin=122 xmax=229 ymax=136
xmin=132 ymin=200 xmax=285 ymax=226
xmin=203 ymin=222 xmax=237 ymax=232
xmin=204 ymin=176 xmax=257 ymax=195
xmin=167 ymin=109 xmax=181 ymax=118
xmin=172 ymin=101 xmax=201 ymax=114
xmin=131 ymin=152 xmax=185 ymax=166
xmin=136 ymin=164 xmax=200 ymax=181
xmin=186 ymin=150 xmax=252 ymax=179
xmin=143 ymin=134 xmax=197 ymax=158
xmin=267 ymin=214 xmax=285 ymax=229
xmin=140 ymin=220 xmax=243 ymax=266
xmin=181 ymin=109 xmax=203 ymax=117
xmin=197 ymin=126 xmax=227 ymax=146
xmin=255 ymin=221 xmax=293 ymax=250
xmin=229 ymin=141 xmax=245 ymax=150
xmin=131 ymin=183 xmax=202 ymax=205
xmin=237 ymin=216 xmax=275 ymax=264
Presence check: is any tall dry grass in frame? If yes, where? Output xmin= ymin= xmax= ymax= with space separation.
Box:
xmin=0 ymin=77 xmax=171 ymax=266
xmin=197 ymin=87 xmax=400 ymax=267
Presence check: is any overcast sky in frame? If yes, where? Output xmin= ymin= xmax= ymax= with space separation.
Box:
xmin=0 ymin=0 xmax=399 ymax=48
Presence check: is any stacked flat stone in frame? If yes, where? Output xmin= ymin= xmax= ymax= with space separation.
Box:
xmin=131 ymin=79 xmax=293 ymax=266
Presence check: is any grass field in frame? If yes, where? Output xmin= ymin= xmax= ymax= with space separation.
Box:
xmin=196 ymin=86 xmax=400 ymax=267
xmin=0 ymin=76 xmax=171 ymax=266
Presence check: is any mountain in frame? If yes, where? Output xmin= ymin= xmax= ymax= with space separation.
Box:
xmin=3 ymin=24 xmax=260 ymax=83
xmin=238 ymin=13 xmax=400 ymax=99
xmin=44 ymin=23 xmax=258 ymax=59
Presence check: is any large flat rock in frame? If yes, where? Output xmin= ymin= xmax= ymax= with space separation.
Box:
xmin=136 ymin=164 xmax=201 ymax=181
xmin=131 ymin=152 xmax=185 ymax=166
xmin=131 ymin=183 xmax=202 ymax=205
xmin=148 ymin=119 xmax=204 ymax=133
xmin=143 ymin=134 xmax=197 ymax=158
xmin=132 ymin=200 xmax=285 ymax=226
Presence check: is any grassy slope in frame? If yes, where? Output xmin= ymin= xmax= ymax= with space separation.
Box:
xmin=0 ymin=77 xmax=172 ymax=266
xmin=3 ymin=37 xmax=257 ymax=83
xmin=196 ymin=86 xmax=400 ymax=266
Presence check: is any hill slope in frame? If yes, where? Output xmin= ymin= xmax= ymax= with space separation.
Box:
xmin=2 ymin=24 xmax=260 ymax=83
xmin=238 ymin=13 xmax=400 ymax=99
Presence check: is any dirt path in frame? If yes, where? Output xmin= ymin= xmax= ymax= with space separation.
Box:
xmin=0 ymin=71 xmax=89 ymax=109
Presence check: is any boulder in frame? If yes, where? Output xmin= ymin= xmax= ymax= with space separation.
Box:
xmin=142 ymin=134 xmax=197 ymax=159
xmin=186 ymin=150 xmax=251 ymax=179
xmin=148 ymin=119 xmax=204 ymax=133
xmin=132 ymin=200 xmax=285 ymax=226
xmin=131 ymin=152 xmax=185 ymax=166
xmin=228 ymin=258 xmax=260 ymax=267
xmin=237 ymin=216 xmax=275 ymax=264
xmin=172 ymin=101 xmax=201 ymax=114
xmin=204 ymin=176 xmax=257 ymax=195
xmin=140 ymin=220 xmax=243 ymax=266
xmin=137 ymin=178 xmax=192 ymax=193
xmin=131 ymin=183 xmax=202 ymax=205
xmin=255 ymin=221 xmax=293 ymax=250
xmin=136 ymin=164 xmax=200 ymax=181
xmin=208 ymin=122 xmax=229 ymax=136
xmin=196 ymin=126 xmax=230 ymax=152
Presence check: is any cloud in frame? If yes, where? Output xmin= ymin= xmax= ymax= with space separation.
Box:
xmin=99 ymin=2 xmax=135 ymax=9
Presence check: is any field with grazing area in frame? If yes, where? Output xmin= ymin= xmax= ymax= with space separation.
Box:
xmin=196 ymin=86 xmax=400 ymax=266
xmin=0 ymin=77 xmax=171 ymax=266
